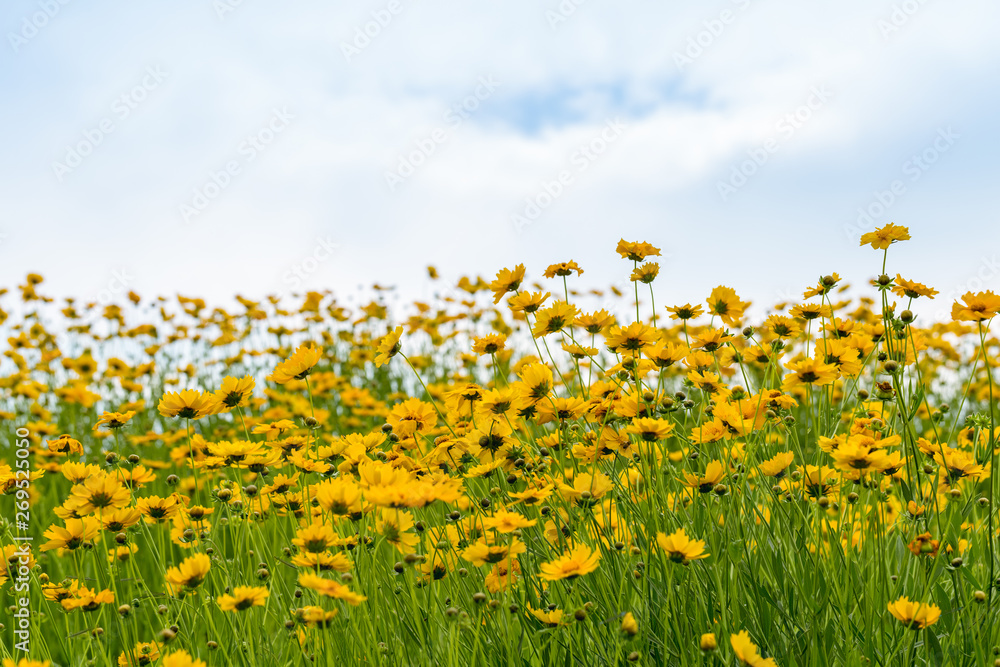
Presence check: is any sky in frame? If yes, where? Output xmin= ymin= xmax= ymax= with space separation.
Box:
xmin=1 ymin=0 xmax=999 ymax=323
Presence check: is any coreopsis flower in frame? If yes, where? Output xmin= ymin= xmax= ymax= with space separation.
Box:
xmin=625 ymin=417 xmax=675 ymax=442
xmin=3 ymin=659 xmax=54 ymax=667
xmin=527 ymin=606 xmax=565 ymax=627
xmin=46 ymin=434 xmax=83 ymax=455
xmin=293 ymin=521 xmax=338 ymax=553
xmin=892 ymin=275 xmax=938 ymax=299
xmin=531 ymin=301 xmax=578 ymax=337
xmin=507 ymin=290 xmax=550 ymax=314
xmin=41 ymin=516 xmax=101 ymax=551
xmin=374 ymin=326 xmax=404 ymax=367
xmin=907 ymin=532 xmax=939 ymax=558
xmin=137 ymin=494 xmax=183 ymax=524
xmin=666 ymin=303 xmax=704 ymax=321
xmin=217 ymin=586 xmax=269 ymax=611
xmin=117 ymin=642 xmax=160 ymax=666
xmin=68 ymin=474 xmax=131 ymax=514
xmin=606 ymin=322 xmax=658 ymax=352
xmin=558 ymin=472 xmax=613 ymax=507
xmin=472 ymin=333 xmax=507 ymax=356
xmin=682 ymin=461 xmax=726 ymax=493
xmin=700 ymin=633 xmax=718 ymax=651
xmin=298 ymin=573 xmax=367 ymax=605
xmin=616 ymin=239 xmax=661 ymax=261
xmin=211 ymin=375 xmax=255 ymax=411
xmin=574 ymin=309 xmax=616 ymax=334
xmin=620 ymin=612 xmax=639 ymax=636
xmin=887 ymin=596 xmax=941 ymax=629
xmin=730 ymin=631 xmax=776 ymax=666
xmin=543 ymin=260 xmax=583 ymax=278
xmin=951 ymin=291 xmax=1000 ymax=322
xmin=164 ymin=553 xmax=211 ymax=591
xmin=758 ymin=452 xmax=794 ymax=478
xmin=538 ymin=543 xmax=601 ymax=581
xmin=294 ymin=606 xmax=339 ymax=628
xmin=788 ymin=302 xmax=831 ymax=320
xmin=93 ymin=410 xmax=136 ymax=431
xmin=860 ymin=223 xmax=910 ymax=250
xmin=158 ymin=389 xmax=216 ymax=420
xmin=706 ymin=286 xmax=749 ymax=327
xmin=269 ymin=343 xmax=322 ymax=383
xmin=160 ymin=651 xmax=207 ymax=667
xmin=781 ymin=358 xmax=838 ymax=390
xmin=489 ymin=264 xmax=525 ymax=304
xmin=630 ymin=262 xmax=659 ymax=284
xmin=656 ymin=528 xmax=709 ymax=564
xmin=461 ymin=538 xmax=526 ymax=566
xmin=830 ymin=441 xmax=891 ymax=475
xmin=483 ymin=508 xmax=537 ymax=533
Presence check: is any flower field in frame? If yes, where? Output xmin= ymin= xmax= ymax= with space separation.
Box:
xmin=2 ymin=225 xmax=999 ymax=666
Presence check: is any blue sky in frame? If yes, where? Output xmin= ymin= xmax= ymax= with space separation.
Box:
xmin=1 ymin=0 xmax=999 ymax=321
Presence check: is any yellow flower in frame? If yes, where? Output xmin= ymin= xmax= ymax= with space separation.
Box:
xmin=489 ymin=264 xmax=525 ymax=304
xmin=700 ymin=633 xmax=717 ymax=651
xmin=212 ymin=374 xmax=255 ymax=411
xmin=539 ymin=543 xmax=601 ymax=581
xmin=373 ymin=326 xmax=404 ymax=367
xmin=117 ymin=642 xmax=160 ymax=666
xmin=860 ymin=222 xmax=910 ymax=249
xmin=887 ymin=596 xmax=941 ymax=629
xmin=730 ymin=631 xmax=778 ymax=666
xmin=161 ymin=651 xmax=207 ymax=667
xmin=298 ymin=572 xmax=367 ymax=605
xmin=158 ymin=389 xmax=216 ymax=420
xmin=93 ymin=410 xmax=135 ymax=430
xmin=616 ymin=239 xmax=661 ymax=261
xmin=656 ymin=528 xmax=709 ymax=564
xmin=164 ymin=553 xmax=212 ymax=590
xmin=268 ymin=343 xmax=322 ymax=383
xmin=217 ymin=586 xmax=269 ymax=611
xmin=483 ymin=508 xmax=537 ymax=533
xmin=951 ymin=290 xmax=1000 ymax=322
xmin=620 ymin=612 xmax=639 ymax=636
xmin=41 ymin=517 xmax=101 ymax=552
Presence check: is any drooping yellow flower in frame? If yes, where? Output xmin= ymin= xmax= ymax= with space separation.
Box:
xmin=298 ymin=572 xmax=367 ymax=605
xmin=374 ymin=326 xmax=404 ymax=367
xmin=93 ymin=410 xmax=135 ymax=431
xmin=268 ymin=343 xmax=322 ymax=383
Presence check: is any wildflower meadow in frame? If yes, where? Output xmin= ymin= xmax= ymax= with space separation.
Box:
xmin=2 ymin=224 xmax=999 ymax=666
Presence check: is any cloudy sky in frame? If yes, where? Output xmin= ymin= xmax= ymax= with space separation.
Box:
xmin=2 ymin=0 xmax=998 ymax=321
